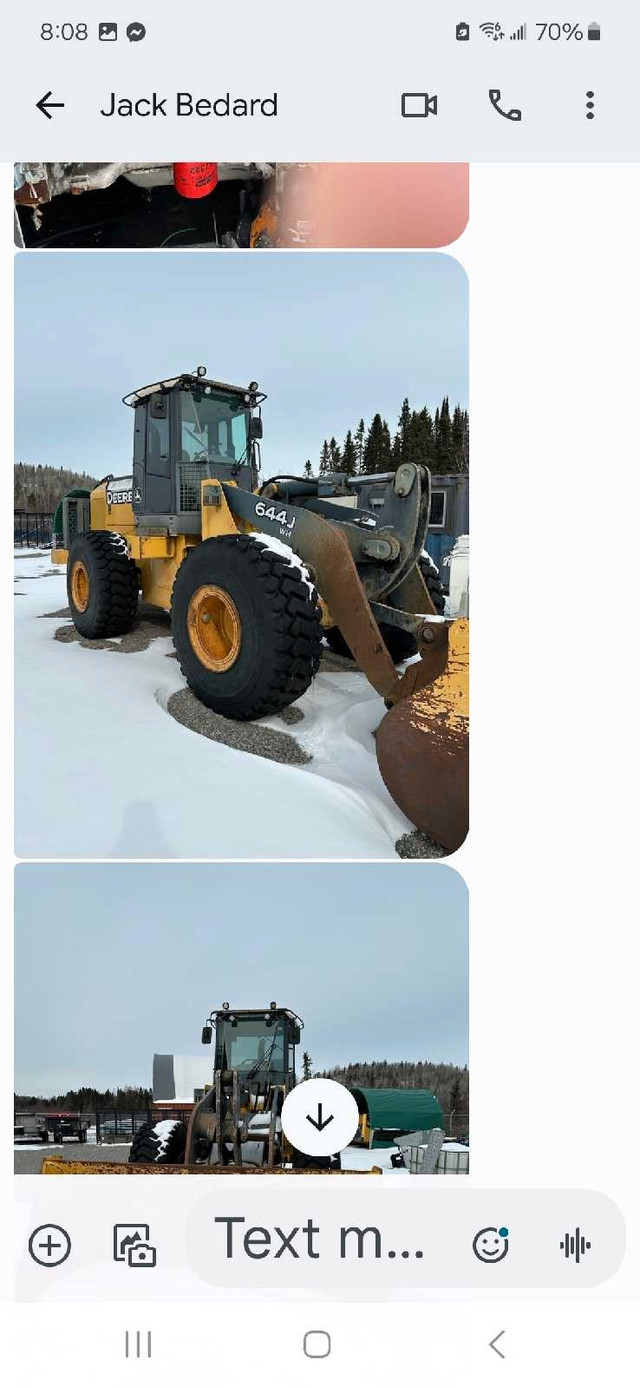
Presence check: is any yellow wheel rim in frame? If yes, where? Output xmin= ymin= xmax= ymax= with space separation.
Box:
xmin=71 ymin=559 xmax=90 ymax=613
xmin=187 ymin=585 xmax=242 ymax=672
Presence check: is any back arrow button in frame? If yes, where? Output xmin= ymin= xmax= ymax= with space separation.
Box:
xmin=489 ymin=1331 xmax=506 ymax=1359
xmin=37 ymin=92 xmax=66 ymax=120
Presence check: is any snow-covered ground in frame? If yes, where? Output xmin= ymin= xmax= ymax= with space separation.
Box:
xmin=15 ymin=551 xmax=415 ymax=858
xmin=343 ymin=1142 xmax=467 ymax=1174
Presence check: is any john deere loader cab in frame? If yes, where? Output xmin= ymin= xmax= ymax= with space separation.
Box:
xmin=127 ymin=1002 xmax=328 ymax=1170
xmin=126 ymin=369 xmax=263 ymax=528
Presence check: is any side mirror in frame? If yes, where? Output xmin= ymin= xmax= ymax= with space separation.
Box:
xmin=292 ymin=1026 xmax=301 ymax=1045
xmin=150 ymin=395 xmax=167 ymax=419
xmin=249 ymin=416 xmax=263 ymax=440
xmin=201 ymin=1026 xmax=212 ymax=1045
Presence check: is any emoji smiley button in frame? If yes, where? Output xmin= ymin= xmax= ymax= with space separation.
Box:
xmin=472 ymin=1226 xmax=510 ymax=1263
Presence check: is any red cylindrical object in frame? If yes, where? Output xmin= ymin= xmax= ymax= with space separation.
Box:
xmin=173 ymin=163 xmax=219 ymax=199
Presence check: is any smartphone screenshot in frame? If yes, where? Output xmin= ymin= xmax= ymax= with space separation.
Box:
xmin=4 ymin=4 xmax=638 ymax=1383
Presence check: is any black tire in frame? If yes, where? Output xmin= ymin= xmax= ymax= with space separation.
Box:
xmin=171 ymin=535 xmax=323 ymax=721
xmin=324 ymin=625 xmax=353 ymax=660
xmin=291 ymin=1149 xmax=342 ymax=1171
xmin=67 ymin=530 xmax=139 ymax=639
xmin=422 ymin=558 xmax=446 ymax=615
xmin=128 ymin=1120 xmax=187 ymax=1165
xmin=326 ymin=557 xmax=446 ymax=666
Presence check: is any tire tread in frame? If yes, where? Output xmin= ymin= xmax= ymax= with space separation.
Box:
xmin=67 ymin=530 xmax=138 ymax=638
xmin=172 ymin=535 xmax=322 ymax=720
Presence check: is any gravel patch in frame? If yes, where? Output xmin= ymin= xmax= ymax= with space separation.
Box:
xmin=320 ymin=648 xmax=355 ymax=673
xmin=47 ymin=604 xmax=171 ymax=654
xmin=15 ymin=1143 xmax=131 ymax=1174
xmin=277 ymin=705 xmax=305 ymax=726
xmin=167 ymin=688 xmax=311 ymax=766
xmin=395 ymin=830 xmax=447 ymax=860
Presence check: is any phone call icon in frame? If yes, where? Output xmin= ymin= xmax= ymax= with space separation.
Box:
xmin=489 ymin=89 xmax=522 ymax=121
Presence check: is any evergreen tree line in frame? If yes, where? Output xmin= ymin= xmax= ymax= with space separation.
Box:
xmin=16 ymin=1063 xmax=469 ymax=1120
xmin=314 ymin=1059 xmax=469 ymax=1117
xmin=14 ymin=1086 xmax=152 ymax=1113
xmin=304 ymin=397 xmax=469 ymax=480
xmin=15 ymin=463 xmax=98 ymax=513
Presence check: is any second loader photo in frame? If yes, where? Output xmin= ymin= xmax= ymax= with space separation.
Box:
xmin=14 ymin=863 xmax=469 ymax=1178
xmin=14 ymin=251 xmax=469 ymax=861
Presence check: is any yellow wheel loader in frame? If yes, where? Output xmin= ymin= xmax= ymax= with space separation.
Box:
xmin=128 ymin=1003 xmax=338 ymax=1172
xmin=52 ymin=369 xmax=468 ymax=849
xmin=41 ymin=1002 xmax=366 ymax=1175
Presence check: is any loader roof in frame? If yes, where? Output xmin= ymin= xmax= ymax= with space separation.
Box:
xmin=123 ymin=373 xmax=265 ymax=407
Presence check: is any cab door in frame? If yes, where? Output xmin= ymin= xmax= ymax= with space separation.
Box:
xmin=132 ymin=394 xmax=173 ymax=517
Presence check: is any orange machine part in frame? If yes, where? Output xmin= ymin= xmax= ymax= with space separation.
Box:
xmin=173 ymin=163 xmax=219 ymax=199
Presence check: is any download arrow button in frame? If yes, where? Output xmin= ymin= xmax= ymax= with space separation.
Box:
xmin=282 ymin=1078 xmax=359 ymax=1157
xmin=306 ymin=1103 xmax=334 ymax=1132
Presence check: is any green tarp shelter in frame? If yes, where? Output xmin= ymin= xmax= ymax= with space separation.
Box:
xmin=351 ymin=1087 xmax=444 ymax=1148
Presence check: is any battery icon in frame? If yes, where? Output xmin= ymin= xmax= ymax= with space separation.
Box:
xmin=587 ymin=23 xmax=601 ymax=41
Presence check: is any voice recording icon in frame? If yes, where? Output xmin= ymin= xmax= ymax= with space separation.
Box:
xmin=560 ymin=1227 xmax=592 ymax=1263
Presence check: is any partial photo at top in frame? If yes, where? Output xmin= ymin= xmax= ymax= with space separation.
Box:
xmin=14 ymin=164 xmax=469 ymax=862
xmin=14 ymin=162 xmax=469 ymax=249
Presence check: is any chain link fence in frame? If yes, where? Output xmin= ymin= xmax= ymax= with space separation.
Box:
xmin=95 ymin=1109 xmax=152 ymax=1143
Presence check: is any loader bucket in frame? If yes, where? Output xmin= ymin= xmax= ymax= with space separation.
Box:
xmin=375 ymin=619 xmax=469 ymax=852
xmin=40 ymin=1158 xmax=379 ymax=1175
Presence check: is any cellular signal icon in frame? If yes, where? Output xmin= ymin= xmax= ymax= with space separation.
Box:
xmin=560 ymin=1228 xmax=592 ymax=1264
xmin=510 ymin=23 xmax=527 ymax=41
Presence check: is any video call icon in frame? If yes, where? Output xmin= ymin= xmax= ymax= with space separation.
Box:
xmin=401 ymin=93 xmax=439 ymax=118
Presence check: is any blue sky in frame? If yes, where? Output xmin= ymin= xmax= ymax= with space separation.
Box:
xmin=14 ymin=251 xmax=467 ymax=476
xmin=15 ymin=864 xmax=468 ymax=1091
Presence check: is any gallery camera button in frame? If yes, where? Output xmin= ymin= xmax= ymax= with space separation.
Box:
xmin=28 ymin=1224 xmax=71 ymax=1267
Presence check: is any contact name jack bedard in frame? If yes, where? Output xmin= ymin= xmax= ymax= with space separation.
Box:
xmin=99 ymin=92 xmax=278 ymax=117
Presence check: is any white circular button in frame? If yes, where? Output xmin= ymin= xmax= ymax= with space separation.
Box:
xmin=281 ymin=1078 xmax=359 ymax=1157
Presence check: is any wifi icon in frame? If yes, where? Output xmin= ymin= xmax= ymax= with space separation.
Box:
xmin=480 ymin=21 xmax=505 ymax=40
